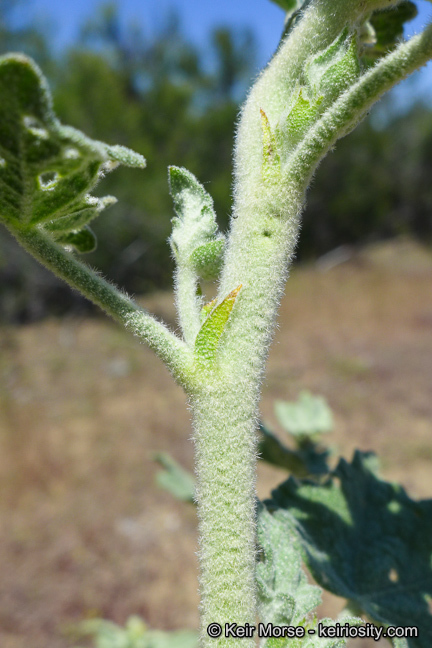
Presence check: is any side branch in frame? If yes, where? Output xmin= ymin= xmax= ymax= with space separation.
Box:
xmin=174 ymin=264 xmax=202 ymax=346
xmin=288 ymin=23 xmax=432 ymax=187
xmin=9 ymin=224 xmax=192 ymax=385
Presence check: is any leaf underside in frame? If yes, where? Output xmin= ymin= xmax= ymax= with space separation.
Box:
xmin=265 ymin=451 xmax=432 ymax=647
xmin=0 ymin=54 xmax=145 ymax=252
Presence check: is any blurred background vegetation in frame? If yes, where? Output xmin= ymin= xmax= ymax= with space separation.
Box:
xmin=1 ymin=0 xmax=432 ymax=323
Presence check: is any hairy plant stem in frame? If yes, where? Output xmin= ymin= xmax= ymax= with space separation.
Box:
xmin=190 ymin=181 xmax=305 ymax=647
xmin=8 ymin=224 xmax=192 ymax=385
xmin=191 ymin=376 xmax=258 ymax=648
xmin=193 ymin=2 xmax=432 ymax=641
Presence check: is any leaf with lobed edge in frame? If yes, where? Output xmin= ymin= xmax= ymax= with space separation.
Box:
xmin=0 ymin=53 xmax=145 ymax=252
xmin=168 ymin=166 xmax=225 ymax=280
xmin=257 ymin=504 xmax=361 ymax=648
xmin=265 ymin=452 xmax=432 ymax=647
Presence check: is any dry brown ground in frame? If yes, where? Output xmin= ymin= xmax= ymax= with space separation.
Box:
xmin=0 ymin=239 xmax=431 ymax=648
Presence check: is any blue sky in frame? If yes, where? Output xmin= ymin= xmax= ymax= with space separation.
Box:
xmin=11 ymin=0 xmax=432 ymax=105
xmin=16 ymin=0 xmax=285 ymax=67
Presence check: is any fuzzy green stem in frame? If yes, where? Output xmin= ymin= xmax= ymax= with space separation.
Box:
xmin=8 ymin=224 xmax=192 ymax=385
xmin=174 ymin=264 xmax=202 ymax=346
xmin=289 ymin=22 xmax=432 ymax=187
xmin=233 ymin=0 xmax=398 ymax=218
xmin=190 ymin=374 xmax=258 ymax=648
xmin=197 ymin=3 xmax=432 ymax=643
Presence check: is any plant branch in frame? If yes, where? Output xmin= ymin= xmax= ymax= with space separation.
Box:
xmin=9 ymin=224 xmax=192 ymax=385
xmin=174 ymin=264 xmax=202 ymax=346
xmin=288 ymin=22 xmax=432 ymax=187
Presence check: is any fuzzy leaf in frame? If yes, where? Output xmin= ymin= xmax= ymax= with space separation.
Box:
xmin=168 ymin=166 xmax=225 ymax=277
xmin=274 ymin=392 xmax=333 ymax=440
xmin=306 ymin=30 xmax=361 ymax=109
xmin=189 ymin=239 xmax=225 ymax=281
xmin=257 ymin=504 xmax=361 ymax=647
xmin=44 ymin=196 xmax=117 ymax=233
xmin=194 ymin=285 xmax=241 ymax=364
xmin=365 ymin=2 xmax=418 ymax=61
xmin=279 ymin=89 xmax=323 ymax=155
xmin=0 ymin=54 xmax=145 ymax=252
xmin=54 ymin=226 xmax=97 ymax=253
xmin=266 ymin=452 xmax=432 ymax=646
xmin=154 ymin=452 xmax=195 ymax=504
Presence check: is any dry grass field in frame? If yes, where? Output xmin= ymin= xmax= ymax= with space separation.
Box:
xmin=0 ymin=238 xmax=432 ymax=648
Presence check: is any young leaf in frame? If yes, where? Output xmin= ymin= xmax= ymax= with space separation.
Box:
xmin=0 ymin=54 xmax=145 ymax=252
xmin=266 ymin=452 xmax=432 ymax=646
xmin=153 ymin=452 xmax=196 ymax=504
xmin=306 ymin=30 xmax=361 ymax=109
xmin=189 ymin=239 xmax=225 ymax=281
xmin=194 ymin=285 xmax=241 ymax=365
xmin=362 ymin=1 xmax=418 ymax=64
xmin=257 ymin=504 xmax=322 ymax=626
xmin=279 ymin=88 xmax=323 ymax=156
xmin=168 ymin=166 xmax=225 ymax=280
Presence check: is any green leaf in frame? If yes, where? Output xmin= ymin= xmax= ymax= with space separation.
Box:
xmin=257 ymin=504 xmax=361 ymax=647
xmin=194 ymin=285 xmax=241 ymax=365
xmin=153 ymin=452 xmax=195 ymax=504
xmin=168 ymin=166 xmax=225 ymax=277
xmin=268 ymin=0 xmax=301 ymax=11
xmin=0 ymin=54 xmax=145 ymax=251
xmin=306 ymin=30 xmax=361 ymax=108
xmin=266 ymin=452 xmax=432 ymax=646
xmin=278 ymin=88 xmax=323 ymax=156
xmin=257 ymin=503 xmax=322 ymax=626
xmin=54 ymin=226 xmax=97 ymax=253
xmin=258 ymin=423 xmax=330 ymax=478
xmin=199 ymin=297 xmax=217 ymax=324
xmin=44 ymin=196 xmax=117 ymax=233
xmin=74 ymin=615 xmax=198 ymax=648
xmin=274 ymin=391 xmax=333 ymax=441
xmin=364 ymin=1 xmax=418 ymax=63
xmin=189 ymin=239 xmax=225 ymax=281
